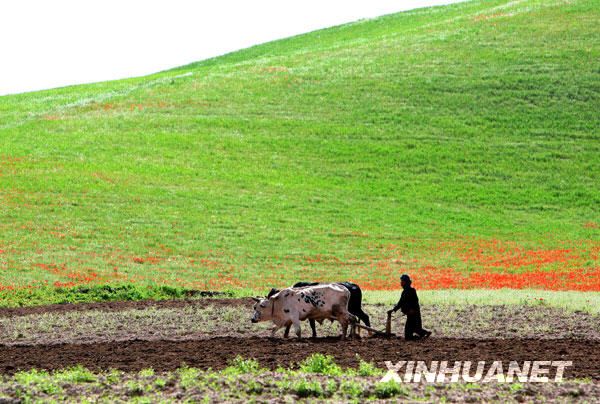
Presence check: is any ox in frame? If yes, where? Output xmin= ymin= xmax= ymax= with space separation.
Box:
xmin=268 ymin=281 xmax=370 ymax=338
xmin=251 ymin=283 xmax=355 ymax=339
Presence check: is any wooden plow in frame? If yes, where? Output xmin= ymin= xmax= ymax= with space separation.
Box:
xmin=350 ymin=312 xmax=394 ymax=338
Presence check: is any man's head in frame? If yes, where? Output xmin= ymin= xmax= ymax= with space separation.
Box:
xmin=400 ymin=274 xmax=411 ymax=288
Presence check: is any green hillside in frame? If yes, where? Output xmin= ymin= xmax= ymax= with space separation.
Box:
xmin=0 ymin=0 xmax=598 ymax=296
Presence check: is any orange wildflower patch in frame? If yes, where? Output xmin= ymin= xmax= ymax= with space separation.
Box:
xmin=460 ymin=248 xmax=579 ymax=270
xmin=346 ymin=239 xmax=599 ymax=292
xmin=132 ymin=256 xmax=162 ymax=264
xmin=352 ymin=265 xmax=600 ymax=292
xmin=33 ymin=263 xmax=112 ymax=285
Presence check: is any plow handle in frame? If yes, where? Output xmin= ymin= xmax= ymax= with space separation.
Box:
xmin=385 ymin=311 xmax=392 ymax=335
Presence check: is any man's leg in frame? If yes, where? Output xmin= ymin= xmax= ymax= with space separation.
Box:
xmin=405 ymin=315 xmax=417 ymax=340
xmin=414 ymin=312 xmax=431 ymax=338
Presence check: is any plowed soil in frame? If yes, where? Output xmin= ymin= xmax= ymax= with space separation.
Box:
xmin=0 ymin=337 xmax=598 ymax=379
xmin=0 ymin=297 xmax=244 ymax=318
xmin=0 ymin=299 xmax=598 ymax=380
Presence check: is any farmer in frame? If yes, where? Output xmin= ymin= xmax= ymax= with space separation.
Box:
xmin=387 ymin=274 xmax=431 ymax=340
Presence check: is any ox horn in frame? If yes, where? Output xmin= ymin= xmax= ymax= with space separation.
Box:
xmin=251 ymin=297 xmax=261 ymax=302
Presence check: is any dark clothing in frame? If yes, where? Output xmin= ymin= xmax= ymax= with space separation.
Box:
xmin=393 ymin=285 xmax=420 ymax=315
xmin=392 ymin=285 xmax=429 ymax=340
xmin=404 ymin=311 xmax=428 ymax=340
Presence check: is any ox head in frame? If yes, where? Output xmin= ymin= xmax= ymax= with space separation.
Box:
xmin=251 ymin=296 xmax=271 ymax=323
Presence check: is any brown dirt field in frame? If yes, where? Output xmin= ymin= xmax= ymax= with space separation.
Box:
xmin=0 ymin=337 xmax=598 ymax=379
xmin=2 ymin=300 xmax=598 ymax=346
xmin=1 ymin=299 xmax=598 ymax=382
xmin=0 ymin=297 xmax=247 ymax=318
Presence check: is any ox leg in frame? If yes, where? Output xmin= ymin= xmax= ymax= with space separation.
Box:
xmin=309 ymin=319 xmax=317 ymax=338
xmin=293 ymin=320 xmax=302 ymax=339
xmin=353 ymin=308 xmax=371 ymax=328
xmin=283 ymin=323 xmax=292 ymax=338
xmin=340 ymin=320 xmax=348 ymax=340
xmin=344 ymin=314 xmax=359 ymax=340
xmin=289 ymin=313 xmax=302 ymax=339
xmin=270 ymin=324 xmax=283 ymax=337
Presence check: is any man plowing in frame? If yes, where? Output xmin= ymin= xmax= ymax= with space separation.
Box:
xmin=388 ymin=274 xmax=432 ymax=341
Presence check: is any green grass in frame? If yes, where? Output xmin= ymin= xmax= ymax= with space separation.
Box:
xmin=0 ymin=284 xmax=230 ymax=307
xmin=0 ymin=0 xmax=598 ymax=295
xmin=365 ymin=289 xmax=600 ymax=314
xmin=1 ymin=360 xmax=598 ymax=402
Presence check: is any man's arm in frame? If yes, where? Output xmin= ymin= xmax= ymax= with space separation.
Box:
xmin=388 ymin=292 xmax=404 ymax=314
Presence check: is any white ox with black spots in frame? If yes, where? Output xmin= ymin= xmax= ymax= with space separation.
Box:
xmin=251 ymin=283 xmax=355 ymax=339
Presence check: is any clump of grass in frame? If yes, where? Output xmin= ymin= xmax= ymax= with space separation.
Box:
xmin=154 ymin=377 xmax=167 ymax=390
xmin=105 ymin=369 xmax=123 ymax=384
xmin=292 ymin=379 xmax=323 ymax=398
xmin=245 ymin=380 xmax=264 ymax=395
xmin=356 ymin=357 xmax=383 ymax=377
xmin=341 ymin=380 xmax=364 ymax=398
xmin=138 ymin=368 xmax=155 ymax=378
xmin=299 ymin=353 xmax=342 ymax=376
xmin=223 ymin=356 xmax=262 ymax=375
xmin=510 ymin=382 xmax=524 ymax=393
xmin=55 ymin=365 xmax=96 ymax=383
xmin=125 ymin=380 xmax=145 ymax=397
xmin=177 ymin=365 xmax=200 ymax=390
xmin=373 ymin=380 xmax=406 ymax=399
xmin=324 ymin=379 xmax=338 ymax=397
xmin=14 ymin=369 xmax=63 ymax=395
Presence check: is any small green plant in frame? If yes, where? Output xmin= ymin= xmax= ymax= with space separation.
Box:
xmin=299 ymin=353 xmax=342 ymax=376
xmin=105 ymin=369 xmax=123 ymax=384
xmin=14 ymin=369 xmax=63 ymax=395
xmin=56 ymin=365 xmax=97 ymax=383
xmin=325 ymin=379 xmax=338 ymax=397
xmin=357 ymin=358 xmax=383 ymax=377
xmin=292 ymin=379 xmax=323 ymax=398
xmin=219 ymin=307 xmax=238 ymax=322
xmin=510 ymin=382 xmax=524 ymax=393
xmin=125 ymin=380 xmax=145 ymax=397
xmin=374 ymin=381 xmax=406 ymax=399
xmin=245 ymin=379 xmax=264 ymax=394
xmin=139 ymin=368 xmax=155 ymax=378
xmin=154 ymin=377 xmax=167 ymax=390
xmin=177 ymin=365 xmax=200 ymax=389
xmin=223 ymin=356 xmax=262 ymax=375
xmin=341 ymin=380 xmax=364 ymax=398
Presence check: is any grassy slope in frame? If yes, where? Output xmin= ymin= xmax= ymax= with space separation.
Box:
xmin=0 ymin=0 xmax=598 ymax=294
